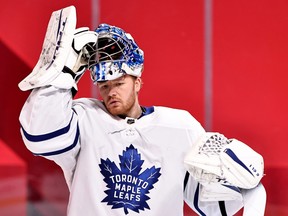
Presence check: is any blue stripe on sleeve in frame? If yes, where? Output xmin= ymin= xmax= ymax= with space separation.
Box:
xmin=33 ymin=123 xmax=80 ymax=156
xmin=21 ymin=113 xmax=75 ymax=142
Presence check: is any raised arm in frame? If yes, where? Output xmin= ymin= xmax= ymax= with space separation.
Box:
xmin=18 ymin=6 xmax=97 ymax=188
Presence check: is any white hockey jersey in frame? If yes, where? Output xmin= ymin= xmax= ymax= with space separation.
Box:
xmin=19 ymin=86 xmax=245 ymax=216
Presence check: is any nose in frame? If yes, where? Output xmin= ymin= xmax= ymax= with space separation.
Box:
xmin=108 ymin=85 xmax=117 ymax=97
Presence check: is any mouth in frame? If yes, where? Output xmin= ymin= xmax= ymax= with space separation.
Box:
xmin=107 ymin=99 xmax=121 ymax=107
xmin=105 ymin=99 xmax=123 ymax=115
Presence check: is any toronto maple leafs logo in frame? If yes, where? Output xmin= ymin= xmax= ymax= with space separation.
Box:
xmin=99 ymin=144 xmax=161 ymax=214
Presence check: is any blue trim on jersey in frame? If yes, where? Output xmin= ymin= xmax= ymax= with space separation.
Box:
xmin=21 ymin=113 xmax=75 ymax=142
xmin=224 ymin=148 xmax=254 ymax=176
xmin=138 ymin=106 xmax=154 ymax=119
xmin=33 ymin=123 xmax=80 ymax=156
xmin=194 ymin=183 xmax=206 ymax=216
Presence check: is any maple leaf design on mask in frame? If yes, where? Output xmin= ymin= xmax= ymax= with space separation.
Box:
xmin=99 ymin=144 xmax=161 ymax=214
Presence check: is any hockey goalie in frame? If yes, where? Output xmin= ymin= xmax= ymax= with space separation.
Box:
xmin=18 ymin=5 xmax=266 ymax=216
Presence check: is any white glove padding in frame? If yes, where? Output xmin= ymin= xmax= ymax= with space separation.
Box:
xmin=18 ymin=6 xmax=98 ymax=91
xmin=184 ymin=132 xmax=264 ymax=189
xmin=55 ymin=27 xmax=98 ymax=91
xmin=199 ymin=182 xmax=242 ymax=202
xmin=220 ymin=138 xmax=264 ymax=189
xmin=187 ymin=166 xmax=243 ymax=201
xmin=19 ymin=6 xmax=77 ymax=91
xmin=65 ymin=27 xmax=98 ymax=74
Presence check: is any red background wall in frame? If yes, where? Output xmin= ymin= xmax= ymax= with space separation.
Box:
xmin=0 ymin=0 xmax=287 ymax=215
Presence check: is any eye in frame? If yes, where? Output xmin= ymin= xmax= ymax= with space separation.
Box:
xmin=115 ymin=82 xmax=124 ymax=87
xmin=99 ymin=84 xmax=109 ymax=91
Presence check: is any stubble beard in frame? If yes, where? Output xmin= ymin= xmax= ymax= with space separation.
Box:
xmin=106 ymin=93 xmax=137 ymax=117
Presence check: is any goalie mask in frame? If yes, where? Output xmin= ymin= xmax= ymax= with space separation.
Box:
xmin=88 ymin=23 xmax=144 ymax=82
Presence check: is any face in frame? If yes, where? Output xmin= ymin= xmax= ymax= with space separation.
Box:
xmin=97 ymin=75 xmax=142 ymax=117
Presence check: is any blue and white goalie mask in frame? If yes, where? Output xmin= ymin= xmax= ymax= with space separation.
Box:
xmin=88 ymin=23 xmax=144 ymax=82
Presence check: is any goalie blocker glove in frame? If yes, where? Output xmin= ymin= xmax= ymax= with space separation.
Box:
xmin=18 ymin=6 xmax=98 ymax=96
xmin=184 ymin=132 xmax=264 ymax=190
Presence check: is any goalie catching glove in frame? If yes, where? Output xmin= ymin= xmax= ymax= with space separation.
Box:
xmin=18 ymin=5 xmax=98 ymax=92
xmin=184 ymin=132 xmax=264 ymax=190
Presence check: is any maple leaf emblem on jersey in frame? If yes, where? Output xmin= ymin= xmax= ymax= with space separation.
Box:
xmin=99 ymin=144 xmax=161 ymax=214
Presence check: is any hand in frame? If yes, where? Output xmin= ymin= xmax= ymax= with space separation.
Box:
xmin=65 ymin=27 xmax=98 ymax=74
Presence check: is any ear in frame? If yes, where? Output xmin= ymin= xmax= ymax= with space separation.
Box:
xmin=135 ymin=77 xmax=142 ymax=92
